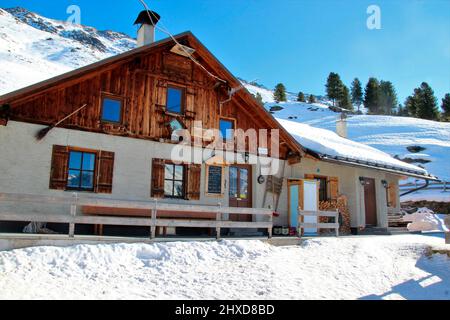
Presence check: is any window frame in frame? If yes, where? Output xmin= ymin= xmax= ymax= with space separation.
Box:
xmin=66 ymin=148 xmax=98 ymax=192
xmin=163 ymin=161 xmax=186 ymax=199
xmin=100 ymin=93 xmax=124 ymax=124
xmin=307 ymin=175 xmax=328 ymax=201
xmin=166 ymin=85 xmax=186 ymax=115
xmin=317 ymin=176 xmax=328 ymax=202
xmin=219 ymin=117 xmax=236 ymax=142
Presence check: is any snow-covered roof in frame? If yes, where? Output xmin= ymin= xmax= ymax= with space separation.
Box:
xmin=277 ymin=118 xmax=435 ymax=179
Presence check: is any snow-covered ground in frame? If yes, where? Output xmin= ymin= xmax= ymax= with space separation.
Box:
xmin=0 ymin=235 xmax=449 ymax=300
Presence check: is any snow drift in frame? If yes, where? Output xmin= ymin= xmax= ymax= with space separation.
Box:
xmin=404 ymin=208 xmax=449 ymax=232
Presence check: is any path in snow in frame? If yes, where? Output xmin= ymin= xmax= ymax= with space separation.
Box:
xmin=0 ymin=235 xmax=449 ymax=300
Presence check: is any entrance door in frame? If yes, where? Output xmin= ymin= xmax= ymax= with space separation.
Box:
xmin=288 ymin=179 xmax=319 ymax=235
xmin=229 ymin=165 xmax=252 ymax=222
xmin=363 ymin=178 xmax=378 ymax=226
xmin=303 ymin=180 xmax=319 ymax=234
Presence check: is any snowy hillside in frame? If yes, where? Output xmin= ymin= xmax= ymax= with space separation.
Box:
xmin=0 ymin=7 xmax=135 ymax=95
xmin=243 ymin=82 xmax=450 ymax=182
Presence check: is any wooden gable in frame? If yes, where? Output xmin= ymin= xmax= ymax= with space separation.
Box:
xmin=0 ymin=32 xmax=303 ymax=160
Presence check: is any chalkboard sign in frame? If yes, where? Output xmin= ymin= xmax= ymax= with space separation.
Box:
xmin=207 ymin=165 xmax=223 ymax=195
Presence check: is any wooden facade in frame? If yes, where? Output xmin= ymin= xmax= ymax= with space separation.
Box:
xmin=0 ymin=32 xmax=302 ymax=160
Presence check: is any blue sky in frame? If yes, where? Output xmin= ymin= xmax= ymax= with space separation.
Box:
xmin=3 ymin=0 xmax=450 ymax=104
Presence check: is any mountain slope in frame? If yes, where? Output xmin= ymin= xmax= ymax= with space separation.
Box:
xmin=0 ymin=7 xmax=135 ymax=95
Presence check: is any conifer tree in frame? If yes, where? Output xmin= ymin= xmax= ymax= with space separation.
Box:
xmin=404 ymin=88 xmax=421 ymax=117
xmin=326 ymin=72 xmax=343 ymax=106
xmin=351 ymin=78 xmax=363 ymax=112
xmin=273 ymin=83 xmax=287 ymax=102
xmin=416 ymin=82 xmax=439 ymax=120
xmin=441 ymin=93 xmax=450 ymax=120
xmin=378 ymin=81 xmax=398 ymax=115
xmin=338 ymin=85 xmax=353 ymax=110
xmin=308 ymin=94 xmax=316 ymax=104
xmin=364 ymin=77 xmax=380 ymax=114
xmin=297 ymin=92 xmax=306 ymax=102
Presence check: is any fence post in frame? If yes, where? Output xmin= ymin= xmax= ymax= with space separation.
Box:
xmin=150 ymin=199 xmax=157 ymax=239
xmin=68 ymin=193 xmax=78 ymax=238
xmin=216 ymin=202 xmax=222 ymax=240
xmin=297 ymin=208 xmax=302 ymax=238
xmin=268 ymin=211 xmax=273 ymax=239
xmin=335 ymin=210 xmax=340 ymax=237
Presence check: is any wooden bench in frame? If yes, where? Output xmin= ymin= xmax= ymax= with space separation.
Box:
xmin=82 ymin=206 xmax=216 ymax=236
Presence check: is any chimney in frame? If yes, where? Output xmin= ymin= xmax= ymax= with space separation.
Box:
xmin=336 ymin=113 xmax=348 ymax=138
xmin=134 ymin=10 xmax=161 ymax=47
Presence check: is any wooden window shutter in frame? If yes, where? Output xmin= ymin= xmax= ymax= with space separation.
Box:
xmin=328 ymin=177 xmax=339 ymax=200
xmin=304 ymin=174 xmax=315 ymax=180
xmin=49 ymin=145 xmax=69 ymax=190
xmin=151 ymin=158 xmax=165 ymax=198
xmin=156 ymin=81 xmax=167 ymax=107
xmin=388 ymin=182 xmax=397 ymax=208
xmin=187 ymin=164 xmax=202 ymax=200
xmin=186 ymin=88 xmax=195 ymax=113
xmin=96 ymin=151 xmax=115 ymax=194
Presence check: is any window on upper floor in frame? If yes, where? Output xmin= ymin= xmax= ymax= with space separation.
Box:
xmin=166 ymin=86 xmax=185 ymax=114
xmin=219 ymin=118 xmax=235 ymax=142
xmin=101 ymin=96 xmax=123 ymax=123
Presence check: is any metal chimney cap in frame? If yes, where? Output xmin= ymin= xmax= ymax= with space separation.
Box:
xmin=134 ymin=10 xmax=160 ymax=26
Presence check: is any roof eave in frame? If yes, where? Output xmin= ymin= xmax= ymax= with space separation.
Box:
xmin=318 ymin=154 xmax=439 ymax=181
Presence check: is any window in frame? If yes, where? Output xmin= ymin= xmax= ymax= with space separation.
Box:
xmin=166 ymin=86 xmax=185 ymax=114
xmin=317 ymin=177 xmax=328 ymax=201
xmin=164 ymin=163 xmax=185 ymax=198
xmin=101 ymin=96 xmax=122 ymax=123
xmin=67 ymin=151 xmax=96 ymax=191
xmin=219 ymin=118 xmax=235 ymax=142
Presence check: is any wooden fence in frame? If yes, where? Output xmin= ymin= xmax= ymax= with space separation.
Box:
xmin=298 ymin=209 xmax=340 ymax=237
xmin=0 ymin=193 xmax=273 ymax=240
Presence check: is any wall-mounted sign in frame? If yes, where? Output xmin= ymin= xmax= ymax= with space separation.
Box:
xmin=206 ymin=165 xmax=224 ymax=195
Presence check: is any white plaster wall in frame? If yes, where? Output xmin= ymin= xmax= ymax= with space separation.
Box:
xmin=280 ymin=158 xmax=401 ymax=229
xmin=0 ymin=121 xmax=400 ymax=228
xmin=0 ymin=121 xmax=280 ymax=219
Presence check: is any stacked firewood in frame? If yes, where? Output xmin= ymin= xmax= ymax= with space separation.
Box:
xmin=319 ymin=196 xmax=351 ymax=235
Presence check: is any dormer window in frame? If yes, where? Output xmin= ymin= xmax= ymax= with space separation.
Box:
xmin=166 ymin=86 xmax=185 ymax=114
xmin=101 ymin=95 xmax=123 ymax=123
